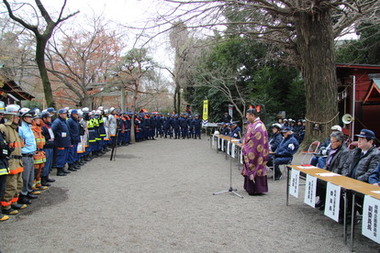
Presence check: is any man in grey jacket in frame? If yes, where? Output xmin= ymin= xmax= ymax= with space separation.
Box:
xmin=316 ymin=131 xmax=350 ymax=209
xmin=341 ymin=129 xmax=380 ymax=182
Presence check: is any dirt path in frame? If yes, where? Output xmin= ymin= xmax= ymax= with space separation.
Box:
xmin=1 ymin=136 xmax=378 ymax=252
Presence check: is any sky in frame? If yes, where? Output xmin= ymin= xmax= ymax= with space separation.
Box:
xmin=44 ymin=0 xmax=175 ymax=68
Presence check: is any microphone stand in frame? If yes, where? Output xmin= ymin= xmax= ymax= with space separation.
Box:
xmin=213 ymin=136 xmax=243 ymax=198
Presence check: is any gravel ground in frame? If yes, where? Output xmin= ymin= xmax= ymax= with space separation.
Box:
xmin=1 ymin=135 xmax=379 ymax=253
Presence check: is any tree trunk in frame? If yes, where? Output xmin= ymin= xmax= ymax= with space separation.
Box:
xmin=36 ymin=38 xmax=56 ymax=108
xmin=130 ymin=114 xmax=136 ymax=144
xmin=80 ymin=94 xmax=92 ymax=108
xmin=174 ymin=84 xmax=180 ymax=114
xmin=130 ymin=82 xmax=138 ymax=144
xmin=177 ymin=87 xmax=181 ymax=114
xmin=294 ymin=7 xmax=338 ymax=146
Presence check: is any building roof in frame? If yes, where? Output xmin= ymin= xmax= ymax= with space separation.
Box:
xmin=0 ymin=78 xmax=35 ymax=101
xmin=336 ymin=63 xmax=380 ymax=70
xmin=363 ymin=77 xmax=380 ymax=104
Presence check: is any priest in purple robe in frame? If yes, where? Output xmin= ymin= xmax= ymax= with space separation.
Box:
xmin=241 ymin=108 xmax=270 ymax=195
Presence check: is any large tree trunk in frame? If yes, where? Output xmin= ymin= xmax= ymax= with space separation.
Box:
xmin=294 ymin=6 xmax=338 ymax=145
xmin=79 ymin=94 xmax=92 ymax=108
xmin=36 ymin=38 xmax=56 ymax=108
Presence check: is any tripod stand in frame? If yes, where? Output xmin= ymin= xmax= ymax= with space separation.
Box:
xmin=213 ymin=142 xmax=243 ymax=198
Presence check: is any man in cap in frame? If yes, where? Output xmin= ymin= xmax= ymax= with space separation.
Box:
xmin=40 ymin=112 xmax=55 ymax=185
xmin=241 ymin=108 xmax=270 ymax=195
xmin=193 ymin=114 xmax=202 ymax=139
xmin=342 ymin=129 xmax=380 ymax=182
xmin=18 ymin=108 xmax=40 ymax=201
xmin=67 ymin=109 xmax=81 ymax=171
xmin=47 ymin=107 xmax=56 ymax=120
xmin=51 ymin=108 xmax=72 ymax=176
xmin=269 ymin=126 xmax=299 ymax=180
xmin=229 ymin=121 xmax=242 ymax=139
xmin=310 ymin=125 xmax=343 ymax=168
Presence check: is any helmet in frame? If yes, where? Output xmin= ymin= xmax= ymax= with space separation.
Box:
xmin=95 ymin=110 xmax=101 ymax=115
xmin=272 ymin=123 xmax=282 ymax=130
xmin=19 ymin=107 xmax=34 ymax=117
xmin=4 ymin=104 xmax=20 ymax=115
xmin=77 ymin=109 xmax=83 ymax=117
xmin=0 ymin=101 xmax=5 ymax=113
xmin=213 ymin=131 xmax=220 ymax=135
xmin=64 ymin=107 xmax=70 ymax=111
xmin=82 ymin=107 xmax=89 ymax=113
xmin=109 ymin=107 xmax=115 ymax=113
xmin=331 ymin=125 xmax=342 ymax=132
xmin=104 ymin=109 xmax=109 ymax=114
xmin=33 ymin=113 xmax=42 ymax=119
xmin=98 ymin=106 xmax=104 ymax=111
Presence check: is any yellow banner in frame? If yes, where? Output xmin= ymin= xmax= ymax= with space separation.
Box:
xmin=203 ymin=100 xmax=208 ymax=120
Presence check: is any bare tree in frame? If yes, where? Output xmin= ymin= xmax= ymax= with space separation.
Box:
xmin=161 ymin=0 xmax=379 ymax=141
xmin=114 ymin=48 xmax=156 ymax=143
xmin=2 ymin=0 xmax=79 ymax=107
xmin=46 ymin=16 xmax=124 ymax=108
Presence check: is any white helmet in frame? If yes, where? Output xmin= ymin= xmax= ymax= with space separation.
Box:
xmin=82 ymin=107 xmax=89 ymax=113
xmin=214 ymin=131 xmax=220 ymax=135
xmin=331 ymin=125 xmax=342 ymax=132
xmin=95 ymin=110 xmax=101 ymax=115
xmin=110 ymin=107 xmax=115 ymax=113
xmin=19 ymin=107 xmax=34 ymax=117
xmin=4 ymin=104 xmax=20 ymax=115
xmin=64 ymin=107 xmax=70 ymax=111
xmin=272 ymin=123 xmax=282 ymax=129
xmin=98 ymin=106 xmax=104 ymax=111
xmin=104 ymin=109 xmax=109 ymax=114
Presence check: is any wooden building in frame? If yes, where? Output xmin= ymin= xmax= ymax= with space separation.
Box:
xmin=0 ymin=75 xmax=35 ymax=104
xmin=337 ymin=64 xmax=380 ymax=143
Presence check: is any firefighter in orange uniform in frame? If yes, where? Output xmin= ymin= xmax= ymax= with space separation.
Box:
xmin=31 ymin=112 xmax=47 ymax=191
xmin=0 ymin=104 xmax=28 ymax=216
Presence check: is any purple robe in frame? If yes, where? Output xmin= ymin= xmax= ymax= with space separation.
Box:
xmin=241 ymin=118 xmax=270 ymax=194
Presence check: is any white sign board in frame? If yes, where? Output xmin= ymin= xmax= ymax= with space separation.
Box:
xmin=324 ymin=182 xmax=341 ymax=222
xmin=362 ymin=195 xmax=380 ymax=244
xmin=304 ymin=175 xmax=317 ymax=208
xmin=290 ymin=169 xmax=300 ymax=198
xmin=231 ymin=144 xmax=236 ymax=158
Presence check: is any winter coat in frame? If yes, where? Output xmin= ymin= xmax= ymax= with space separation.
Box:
xmin=342 ymin=146 xmax=380 ymax=182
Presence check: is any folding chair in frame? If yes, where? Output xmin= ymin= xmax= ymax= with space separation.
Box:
xmin=301 ymin=140 xmax=320 ymax=164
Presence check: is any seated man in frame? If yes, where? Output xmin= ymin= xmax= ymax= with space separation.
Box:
xmin=310 ymin=125 xmax=342 ymax=168
xmin=268 ymin=123 xmax=283 ymax=152
xmin=229 ymin=122 xmax=241 ymax=139
xmin=268 ymin=127 xmax=299 ymax=180
xmin=315 ymin=131 xmax=350 ymax=209
xmin=342 ymin=129 xmax=380 ymax=182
